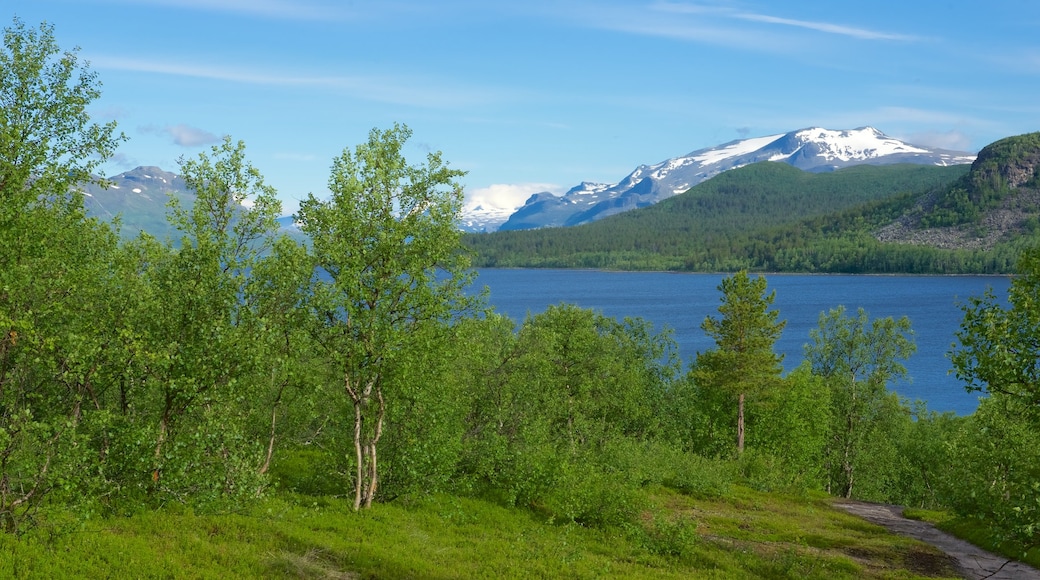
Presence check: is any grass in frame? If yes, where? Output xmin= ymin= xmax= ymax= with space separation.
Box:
xmin=0 ymin=487 xmax=963 ymax=579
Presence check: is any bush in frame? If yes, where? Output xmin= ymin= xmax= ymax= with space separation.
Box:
xmin=269 ymin=448 xmax=346 ymax=497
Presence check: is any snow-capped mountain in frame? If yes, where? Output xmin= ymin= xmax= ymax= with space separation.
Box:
xmin=78 ymin=166 xmax=305 ymax=241
xmin=459 ymin=202 xmax=521 ymax=234
xmin=490 ymin=127 xmax=976 ymax=232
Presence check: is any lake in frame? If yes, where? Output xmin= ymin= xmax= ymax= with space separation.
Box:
xmin=470 ymin=268 xmax=1012 ymax=416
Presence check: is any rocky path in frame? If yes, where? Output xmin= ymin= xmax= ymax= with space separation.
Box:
xmin=834 ymin=501 xmax=1040 ymax=580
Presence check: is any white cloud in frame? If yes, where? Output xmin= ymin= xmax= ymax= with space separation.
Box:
xmin=575 ymin=5 xmax=785 ymax=52
xmin=873 ymin=106 xmax=983 ymax=126
xmin=139 ymin=123 xmax=221 ymax=146
xmin=900 ymin=130 xmax=974 ymax=152
xmin=464 ymin=182 xmax=562 ymax=211
xmin=166 ymin=124 xmax=221 ymax=147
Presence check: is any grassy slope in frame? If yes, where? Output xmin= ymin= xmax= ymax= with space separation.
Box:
xmin=0 ymin=487 xmax=964 ymax=579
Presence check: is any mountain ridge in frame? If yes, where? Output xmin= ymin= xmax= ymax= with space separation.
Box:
xmin=466 ymin=127 xmax=975 ymax=233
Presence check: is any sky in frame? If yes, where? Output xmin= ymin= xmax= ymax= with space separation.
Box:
xmin=10 ymin=0 xmax=1040 ymax=215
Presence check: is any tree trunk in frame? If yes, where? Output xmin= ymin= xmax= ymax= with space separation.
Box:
xmin=362 ymin=390 xmax=385 ymax=509
xmin=737 ymin=392 xmax=745 ymax=454
xmin=842 ymin=416 xmax=855 ymax=498
xmin=843 ymin=371 xmax=856 ymax=498
xmin=258 ymin=371 xmax=286 ymax=477
xmin=258 ymin=404 xmax=278 ymax=477
xmin=351 ymin=396 xmax=363 ymax=511
xmin=152 ymin=411 xmax=170 ymax=488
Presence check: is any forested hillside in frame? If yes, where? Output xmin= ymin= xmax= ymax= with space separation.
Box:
xmin=3 ymin=18 xmax=1040 ymax=577
xmin=463 ymin=152 xmax=1040 ymax=273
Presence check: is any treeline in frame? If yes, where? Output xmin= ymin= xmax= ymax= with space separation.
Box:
xmin=2 ymin=18 xmax=1039 ymax=556
xmin=463 ymin=161 xmax=1037 ymax=273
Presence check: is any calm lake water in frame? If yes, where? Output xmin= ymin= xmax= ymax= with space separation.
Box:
xmin=471 ymin=268 xmax=1012 ymax=416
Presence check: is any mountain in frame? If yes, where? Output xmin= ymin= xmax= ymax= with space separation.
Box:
xmin=490 ymin=127 xmax=976 ymax=232
xmin=464 ymin=162 xmax=976 ymax=271
xmin=464 ymin=131 xmax=1040 ymax=274
xmin=78 ymin=166 xmax=301 ymax=241
xmin=79 ymin=166 xmax=194 ymax=239
xmin=876 ymin=131 xmax=1040 ymax=249
xmin=459 ymin=200 xmax=529 ymax=234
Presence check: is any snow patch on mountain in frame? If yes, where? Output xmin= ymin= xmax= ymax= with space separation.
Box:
xmin=492 ymin=127 xmax=977 ymax=232
xmin=690 ymin=133 xmax=785 ymax=166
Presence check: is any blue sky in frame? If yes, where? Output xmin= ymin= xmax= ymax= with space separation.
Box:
xmin=11 ymin=0 xmax=1040 ymax=215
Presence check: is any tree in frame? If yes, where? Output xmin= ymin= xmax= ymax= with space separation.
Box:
xmin=456 ymin=304 xmax=681 ymax=525
xmin=691 ymin=271 xmax=785 ymax=454
xmin=805 ymin=306 xmax=915 ymax=498
xmin=952 ymin=245 xmax=1040 ymax=416
xmin=244 ymin=235 xmax=316 ymax=479
xmin=0 ymin=17 xmax=125 ymax=532
xmin=297 ymin=124 xmax=477 ymax=510
xmin=750 ymin=364 xmax=832 ymax=490
xmin=0 ymin=17 xmax=125 ymax=204
xmin=950 ymin=244 xmax=1040 ymax=542
xmin=124 ymin=137 xmax=282 ymax=507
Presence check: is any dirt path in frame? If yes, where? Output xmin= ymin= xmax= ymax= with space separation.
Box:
xmin=834 ymin=500 xmax=1040 ymax=580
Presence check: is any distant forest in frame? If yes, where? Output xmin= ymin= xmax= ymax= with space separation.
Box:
xmin=463 ymin=162 xmax=1038 ymax=274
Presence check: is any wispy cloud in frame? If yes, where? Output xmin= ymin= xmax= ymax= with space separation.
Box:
xmin=977 ymin=48 xmax=1040 ymax=76
xmin=901 ymin=130 xmax=973 ymax=152
xmin=728 ymin=12 xmax=919 ymax=42
xmin=89 ymin=55 xmax=509 ymax=108
xmin=140 ymin=123 xmax=221 ymax=146
xmin=579 ymin=1 xmax=922 ymax=48
xmin=97 ymin=0 xmax=353 ymax=21
xmin=872 ymin=106 xmax=987 ymax=126
xmin=107 ymin=152 xmax=138 ymax=170
xmin=166 ymin=124 xmax=221 ymax=146
xmin=566 ymin=3 xmax=786 ymax=52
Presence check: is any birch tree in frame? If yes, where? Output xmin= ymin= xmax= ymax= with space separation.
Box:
xmin=128 ymin=137 xmax=281 ymax=505
xmin=298 ymin=124 xmax=475 ymax=510
xmin=806 ymin=306 xmax=915 ymax=498
xmin=0 ymin=17 xmax=125 ymax=532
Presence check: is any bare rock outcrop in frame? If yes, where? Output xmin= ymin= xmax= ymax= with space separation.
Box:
xmin=875 ymin=188 xmax=1040 ymax=250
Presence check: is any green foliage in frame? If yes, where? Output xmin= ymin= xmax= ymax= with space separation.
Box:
xmin=6 ymin=18 xmax=1040 ymax=573
xmin=297 ymin=123 xmax=479 ymax=509
xmin=953 ymin=245 xmax=1040 ymax=412
xmin=924 ymin=132 xmax=1040 ymax=227
xmin=0 ymin=488 xmax=964 ymax=579
xmin=0 ymin=17 xmax=126 ymax=203
xmin=690 ymin=272 xmax=786 ymax=454
xmin=0 ymin=16 xmax=127 ymax=533
xmin=454 ymin=305 xmax=692 ymax=524
xmin=944 ymin=396 xmax=1040 ymax=546
xmin=747 ymin=364 xmax=832 ymax=491
xmin=463 ymin=162 xmax=1010 ymax=273
xmin=377 ymin=321 xmax=472 ymax=499
xmin=805 ymin=306 xmax=916 ymax=499
xmin=109 ymin=138 xmax=283 ymax=511
xmin=885 ymin=404 xmax=964 ymax=509
xmin=268 ymin=448 xmax=345 ymax=497
xmin=949 ymin=244 xmax=1040 ymax=544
